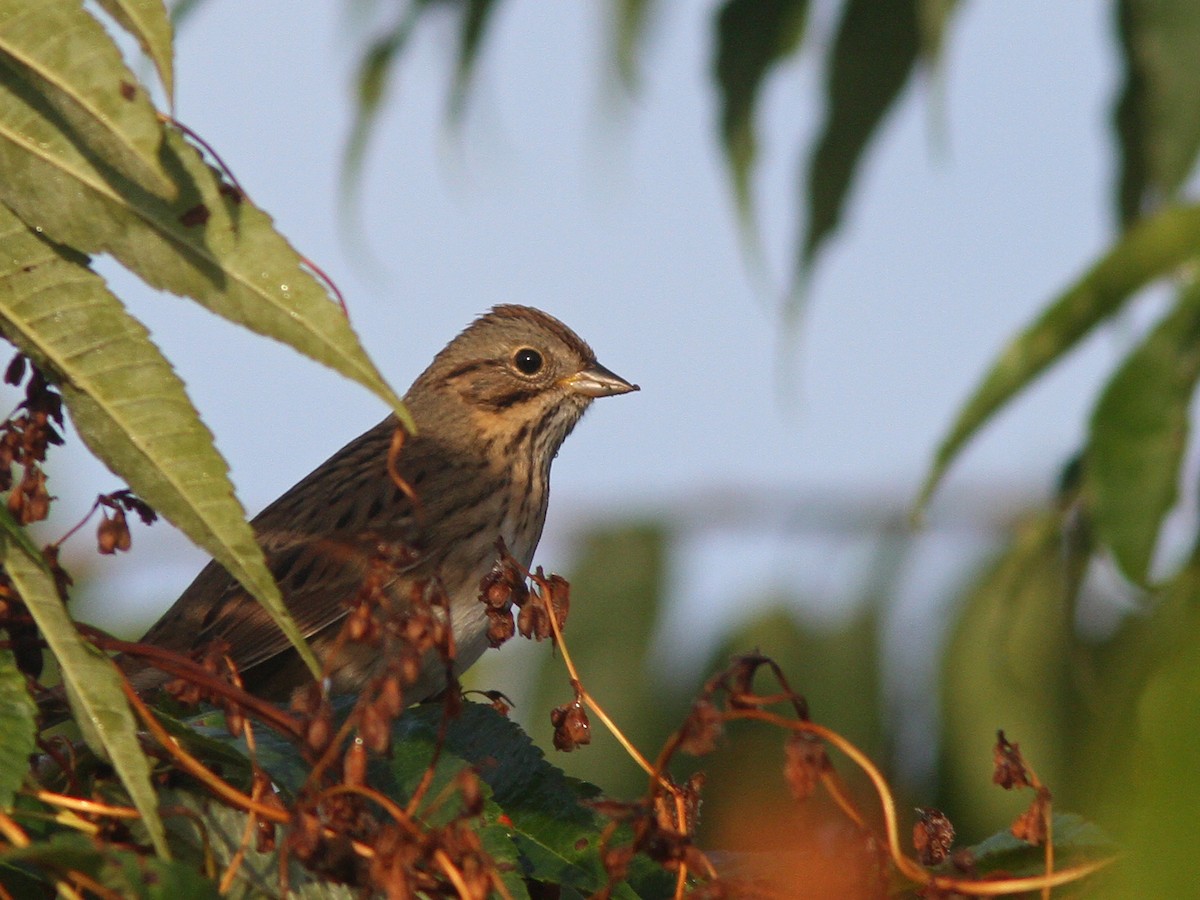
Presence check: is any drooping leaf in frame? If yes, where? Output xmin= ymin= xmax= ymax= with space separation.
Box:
xmin=939 ymin=510 xmax=1087 ymax=836
xmin=449 ymin=0 xmax=500 ymax=121
xmin=0 ymin=649 xmax=37 ymax=809
xmin=0 ymin=72 xmax=411 ymax=431
xmin=919 ymin=202 xmax=1200 ymax=509
xmin=799 ymin=0 xmax=919 ymax=282
xmin=0 ymin=535 xmax=170 ymax=858
xmin=1087 ymin=282 xmax=1200 ymax=584
xmin=93 ymin=0 xmax=176 ymax=102
xmin=712 ymin=0 xmax=808 ymax=222
xmin=915 ymin=0 xmax=960 ymax=65
xmin=612 ymin=0 xmax=655 ymax=91
xmin=1114 ymin=0 xmax=1200 ymax=227
xmin=0 ymin=205 xmax=319 ymax=679
xmin=342 ymin=8 xmax=421 ymax=200
xmin=0 ymin=0 xmax=172 ymax=196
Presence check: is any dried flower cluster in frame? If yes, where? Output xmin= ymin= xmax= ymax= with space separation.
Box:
xmin=1 ymin=355 xmax=63 ymax=525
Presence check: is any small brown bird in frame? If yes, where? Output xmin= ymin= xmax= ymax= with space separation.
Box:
xmin=132 ymin=305 xmax=637 ymax=703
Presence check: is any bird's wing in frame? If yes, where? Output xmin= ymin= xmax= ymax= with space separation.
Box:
xmin=140 ymin=524 xmax=424 ymax=677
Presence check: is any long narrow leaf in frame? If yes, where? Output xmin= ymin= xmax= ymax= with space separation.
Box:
xmin=712 ymin=0 xmax=808 ymax=221
xmin=0 ymin=648 xmax=36 ymax=809
xmin=0 ymin=205 xmax=320 ymax=679
xmin=1086 ymin=283 xmax=1200 ymax=584
xmin=0 ymin=531 xmax=169 ymax=857
xmin=94 ymin=0 xmax=176 ymax=102
xmin=919 ymin=203 xmax=1200 ymax=509
xmin=1114 ymin=0 xmax=1200 ymax=226
xmin=0 ymin=71 xmax=411 ymax=433
xmin=0 ymin=0 xmax=172 ymax=196
xmin=799 ymin=0 xmax=918 ymax=279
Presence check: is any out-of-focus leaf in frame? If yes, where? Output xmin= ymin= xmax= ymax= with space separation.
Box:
xmin=1098 ymin=619 xmax=1200 ymax=897
xmin=0 ymin=78 xmax=410 ymax=431
xmin=1087 ymin=282 xmax=1200 ymax=584
xmin=799 ymin=0 xmax=919 ymax=281
xmin=0 ymin=535 xmax=170 ymax=858
xmin=696 ymin=604 xmax=884 ymax=850
xmin=0 ymin=649 xmax=36 ymax=809
xmin=0 ymin=0 xmax=172 ymax=196
xmin=915 ymin=0 xmax=959 ymax=64
xmin=342 ymin=9 xmax=421 ymax=198
xmin=612 ymin=0 xmax=654 ymax=91
xmin=938 ymin=511 xmax=1087 ymax=836
xmin=94 ymin=0 xmax=176 ymax=101
xmin=0 ymin=501 xmax=46 ymax=566
xmin=1114 ymin=0 xmax=1200 ymax=227
xmin=0 ymin=204 xmax=319 ymax=681
xmin=712 ymin=0 xmax=808 ymax=222
xmin=392 ymin=702 xmax=667 ymax=899
xmin=942 ymin=814 xmax=1114 ymax=878
xmin=513 ymin=523 xmax=670 ymax=800
xmin=449 ymin=0 xmax=499 ymax=121
xmin=918 ymin=203 xmax=1200 ymax=510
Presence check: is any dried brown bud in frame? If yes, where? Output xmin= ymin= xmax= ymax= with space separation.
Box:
xmin=378 ymin=674 xmax=405 ymax=717
xmin=4 ymin=354 xmax=26 ymax=386
xmin=360 ymin=702 xmax=390 ymax=754
xmin=305 ymin=710 xmax=333 ymax=755
xmin=913 ymin=807 xmax=955 ymax=866
xmin=783 ymin=731 xmax=828 ymax=800
xmin=343 ymin=739 xmax=368 ymax=787
xmin=550 ymin=700 xmax=590 ymax=752
xmin=457 ymin=769 xmax=484 ymax=817
xmin=97 ymin=510 xmax=131 ymax=554
xmin=1011 ymin=787 xmax=1052 ymax=845
xmin=678 ymin=699 xmax=723 ymax=756
xmin=485 ymin=606 xmax=515 ymax=647
xmin=992 ymin=731 xmax=1031 ymax=790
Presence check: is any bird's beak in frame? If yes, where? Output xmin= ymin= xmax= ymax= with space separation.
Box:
xmin=562 ymin=362 xmax=639 ymax=397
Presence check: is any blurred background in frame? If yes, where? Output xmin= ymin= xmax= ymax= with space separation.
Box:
xmin=17 ymin=0 xmax=1191 ymax=868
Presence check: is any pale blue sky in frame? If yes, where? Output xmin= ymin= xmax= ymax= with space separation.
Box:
xmin=54 ymin=0 xmax=1132 ymax=670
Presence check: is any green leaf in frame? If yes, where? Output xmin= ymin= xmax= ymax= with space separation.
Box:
xmin=0 ymin=73 xmax=411 ymax=432
xmin=915 ymin=0 xmax=959 ymax=65
xmin=393 ymin=703 xmax=668 ymax=898
xmin=712 ymin=0 xmax=808 ymax=222
xmin=946 ymin=814 xmax=1114 ymax=879
xmin=0 ymin=649 xmax=37 ymax=810
xmin=919 ymin=202 xmax=1200 ymax=509
xmin=939 ymin=511 xmax=1088 ymax=836
xmin=612 ymin=0 xmax=654 ymax=92
xmin=94 ymin=0 xmax=176 ymax=102
xmin=1086 ymin=283 xmax=1200 ymax=584
xmin=0 ymin=500 xmax=48 ymax=566
xmin=0 ymin=0 xmax=172 ymax=197
xmin=449 ymin=0 xmax=499 ymax=122
xmin=1114 ymin=0 xmax=1200 ymax=226
xmin=0 ymin=205 xmax=320 ymax=681
xmin=799 ymin=0 xmax=918 ymax=280
xmin=342 ymin=10 xmax=421 ymax=200
xmin=0 ymin=535 xmax=170 ymax=858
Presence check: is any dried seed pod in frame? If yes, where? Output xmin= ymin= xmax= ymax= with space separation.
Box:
xmin=678 ymin=699 xmax=723 ymax=756
xmin=343 ymin=739 xmax=368 ymax=787
xmin=913 ymin=807 xmax=955 ymax=866
xmin=993 ymin=731 xmax=1031 ymax=790
xmin=783 ymin=731 xmax=828 ymax=800
xmin=485 ymin=606 xmax=515 ymax=647
xmin=550 ymin=700 xmax=590 ymax=752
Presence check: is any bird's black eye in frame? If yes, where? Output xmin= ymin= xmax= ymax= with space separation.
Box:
xmin=513 ymin=347 xmax=543 ymax=375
